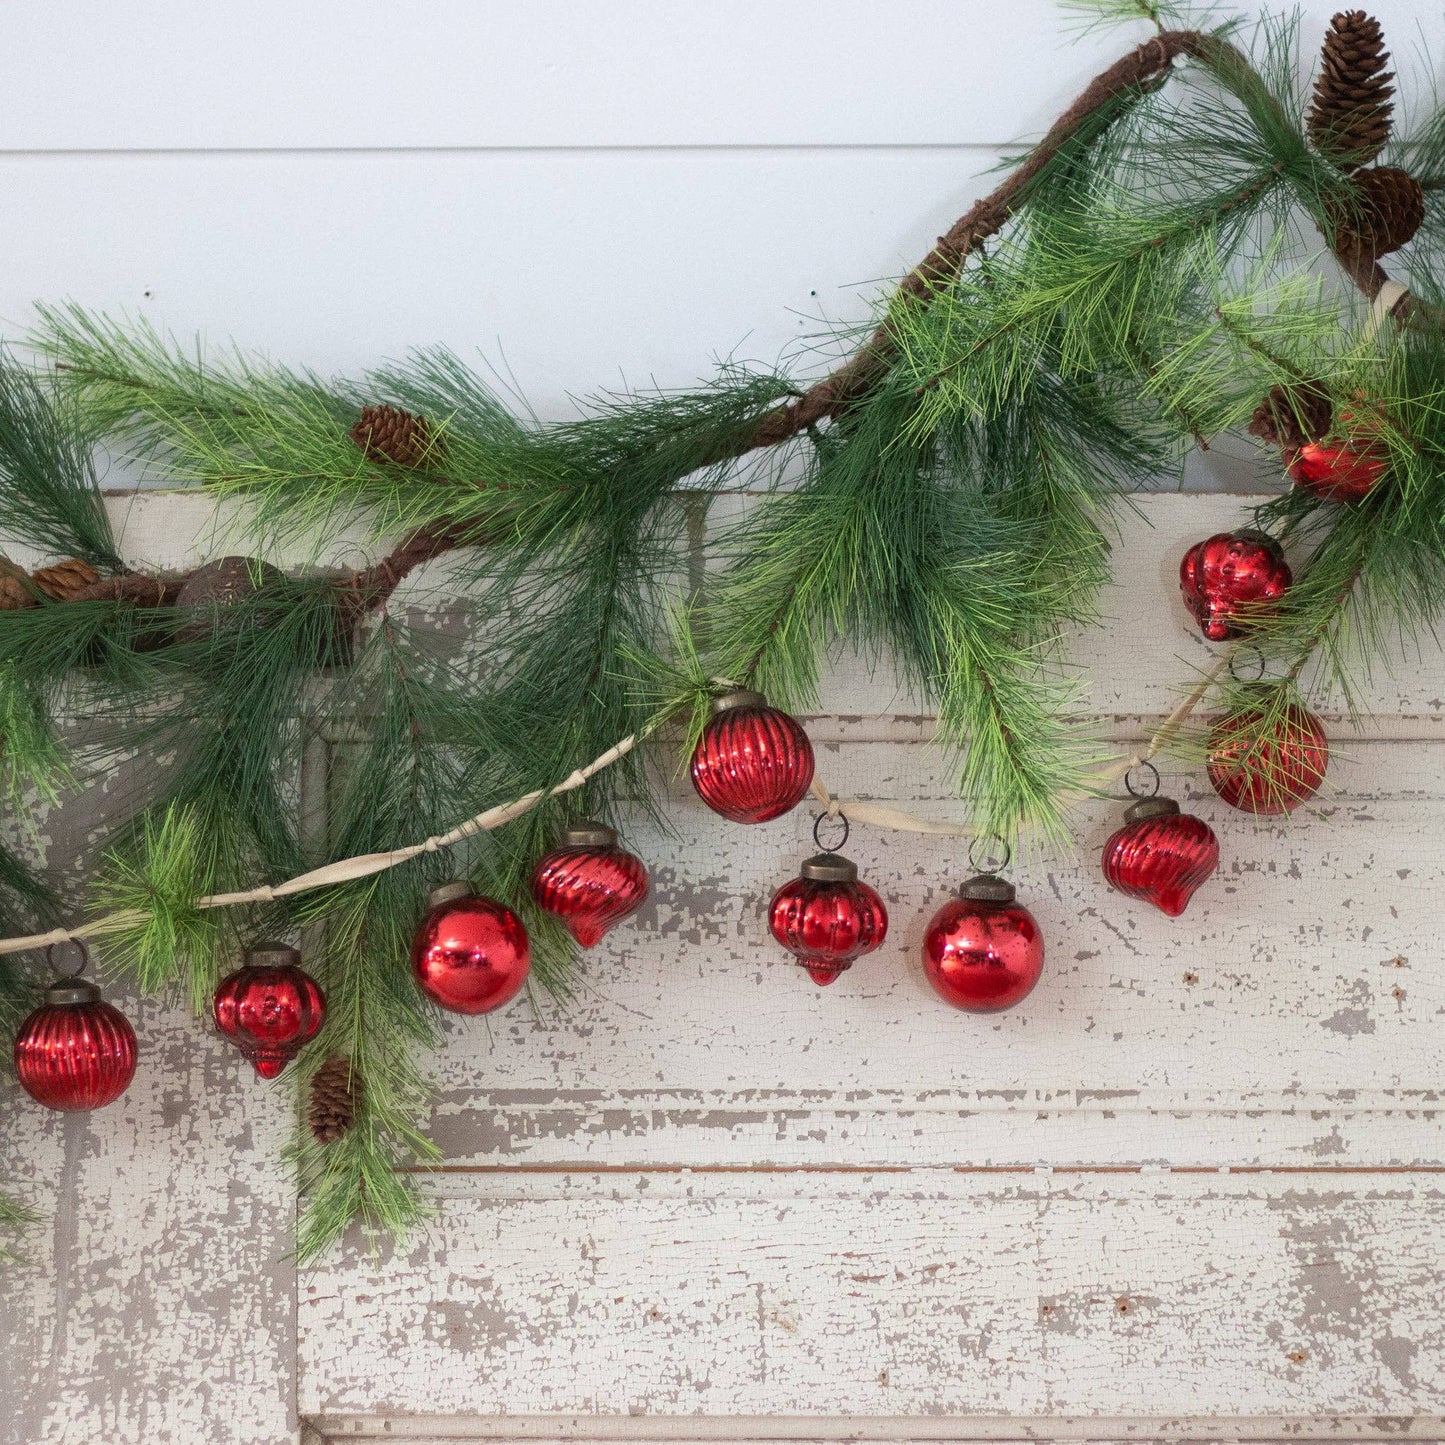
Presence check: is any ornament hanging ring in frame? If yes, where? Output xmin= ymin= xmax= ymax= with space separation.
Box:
xmin=968 ymin=832 xmax=1012 ymax=875
xmin=1228 ymin=644 xmax=1267 ymax=682
xmin=45 ymin=938 xmax=90 ymax=979
xmin=1124 ymin=760 xmax=1162 ymax=799
xmin=813 ymin=812 xmax=850 ymax=854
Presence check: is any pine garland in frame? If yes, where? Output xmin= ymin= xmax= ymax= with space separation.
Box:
xmin=4 ymin=1 xmax=1445 ymax=1264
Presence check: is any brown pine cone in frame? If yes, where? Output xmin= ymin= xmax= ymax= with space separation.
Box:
xmin=351 ymin=404 xmax=444 ymax=469
xmin=32 ymin=557 xmax=100 ymax=601
xmin=1248 ymin=381 xmax=1334 ymax=450
xmin=1330 ymin=164 xmax=1425 ymax=263
xmin=308 ymin=1055 xmax=361 ymax=1144
xmin=0 ymin=559 xmax=36 ymax=611
xmin=1307 ymin=11 xmax=1395 ymax=169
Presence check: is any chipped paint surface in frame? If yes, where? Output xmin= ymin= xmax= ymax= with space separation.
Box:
xmin=5 ymin=491 xmax=1445 ymax=1441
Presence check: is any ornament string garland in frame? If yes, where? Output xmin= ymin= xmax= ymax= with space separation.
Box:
xmin=213 ymin=942 xmax=327 ymax=1080
xmin=411 ymin=881 xmax=532 ymax=1016
xmin=1100 ymin=762 xmax=1221 ymax=919
xmin=531 ymin=822 xmax=650 ymax=948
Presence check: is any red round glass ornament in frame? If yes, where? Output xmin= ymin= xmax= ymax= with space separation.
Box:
xmin=14 ymin=976 xmax=137 ymax=1111
xmin=1288 ymin=440 xmax=1386 ymax=502
xmin=922 ymin=874 xmax=1044 ymax=1013
xmin=412 ymin=881 xmax=531 ymax=1015
xmin=768 ymin=853 xmax=888 ymax=986
xmin=1101 ymin=796 xmax=1220 ymax=918
xmin=1207 ymin=700 xmax=1329 ymax=814
xmin=1179 ymin=530 xmax=1291 ymax=641
xmin=690 ymin=690 xmax=815 ymax=825
xmin=531 ymin=822 xmax=649 ymax=948
xmin=213 ymin=944 xmax=326 ymax=1079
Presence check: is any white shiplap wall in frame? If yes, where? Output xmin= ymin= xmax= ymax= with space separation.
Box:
xmin=3 ymin=6 xmax=1445 ymax=1445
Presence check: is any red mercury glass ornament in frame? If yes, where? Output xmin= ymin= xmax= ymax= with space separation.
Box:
xmin=213 ymin=943 xmax=326 ymax=1080
xmin=768 ymin=823 xmax=888 ymax=986
xmin=1288 ymin=440 xmax=1386 ymax=502
xmin=690 ymin=689 xmax=815 ymax=825
xmin=1101 ymin=775 xmax=1220 ymax=918
xmin=1179 ymin=530 xmax=1292 ymax=641
xmin=531 ymin=821 xmax=649 ymax=948
xmin=1207 ymin=696 xmax=1329 ymax=814
xmin=412 ymin=880 xmax=531 ymax=1015
xmin=14 ymin=948 xmax=137 ymax=1111
xmin=922 ymin=866 xmax=1044 ymax=1013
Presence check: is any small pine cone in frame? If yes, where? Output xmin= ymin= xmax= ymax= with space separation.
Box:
xmin=351 ymin=404 xmax=444 ymax=469
xmin=31 ymin=557 xmax=100 ymax=601
xmin=308 ymin=1055 xmax=361 ymax=1144
xmin=1248 ymin=382 xmax=1334 ymax=450
xmin=1330 ymin=164 xmax=1425 ymax=263
xmin=0 ymin=559 xmax=36 ymax=611
xmin=1307 ymin=11 xmax=1395 ymax=168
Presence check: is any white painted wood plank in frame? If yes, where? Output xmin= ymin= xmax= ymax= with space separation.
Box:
xmin=0 ymin=992 xmax=297 ymax=1445
xmin=299 ymin=1172 xmax=1445 ymax=1419
xmin=8 ymin=3 xmax=1440 ymax=152
xmin=0 ymin=147 xmax=1011 ymax=425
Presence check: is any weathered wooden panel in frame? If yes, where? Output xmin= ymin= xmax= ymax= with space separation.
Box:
xmin=301 ymin=1172 xmax=1445 ymax=1421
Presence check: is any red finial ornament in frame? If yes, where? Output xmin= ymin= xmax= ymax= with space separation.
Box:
xmin=213 ymin=943 xmax=326 ymax=1079
xmin=768 ymin=815 xmax=888 ymax=985
xmin=1288 ymin=439 xmax=1386 ymax=503
xmin=1207 ymin=694 xmax=1329 ymax=814
xmin=690 ymin=690 xmax=815 ymax=824
xmin=411 ymin=881 xmax=531 ymax=1014
xmin=1101 ymin=764 xmax=1219 ymax=918
xmin=531 ymin=821 xmax=649 ymax=948
xmin=14 ymin=944 xmax=137 ymax=1111
xmin=1179 ymin=530 xmax=1292 ymax=641
xmin=922 ymin=843 xmax=1044 ymax=1013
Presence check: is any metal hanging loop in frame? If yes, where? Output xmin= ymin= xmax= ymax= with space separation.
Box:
xmin=1124 ymin=760 xmax=1162 ymax=799
xmin=812 ymin=812 xmax=850 ymax=854
xmin=968 ymin=833 xmax=1012 ymax=875
xmin=1228 ymin=644 xmax=1267 ymax=683
xmin=45 ymin=938 xmax=90 ymax=979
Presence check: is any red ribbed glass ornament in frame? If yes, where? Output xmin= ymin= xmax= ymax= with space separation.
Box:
xmin=1288 ymin=440 xmax=1386 ymax=502
xmin=1101 ymin=796 xmax=1220 ymax=918
xmin=922 ymin=874 xmax=1043 ymax=1013
xmin=690 ymin=690 xmax=814 ymax=824
xmin=1207 ymin=700 xmax=1329 ymax=814
xmin=412 ymin=881 xmax=531 ymax=1015
xmin=768 ymin=853 xmax=888 ymax=986
xmin=531 ymin=822 xmax=649 ymax=947
xmin=1179 ymin=531 xmax=1292 ymax=642
xmin=213 ymin=944 xmax=326 ymax=1080
xmin=14 ymin=976 xmax=137 ymax=1111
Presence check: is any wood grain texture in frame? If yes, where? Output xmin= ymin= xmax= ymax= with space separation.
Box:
xmin=301 ymin=1172 xmax=1445 ymax=1420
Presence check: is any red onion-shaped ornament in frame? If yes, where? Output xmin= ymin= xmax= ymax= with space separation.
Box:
xmin=1179 ymin=530 xmax=1291 ymax=641
xmin=14 ymin=974 xmax=137 ymax=1111
xmin=531 ymin=822 xmax=649 ymax=947
xmin=690 ymin=690 xmax=814 ymax=824
xmin=213 ymin=943 xmax=326 ymax=1079
xmin=768 ymin=852 xmax=888 ymax=986
xmin=1101 ymin=796 xmax=1219 ymax=918
xmin=922 ymin=873 xmax=1044 ymax=1013
xmin=1207 ymin=699 xmax=1329 ymax=814
xmin=1288 ymin=440 xmax=1386 ymax=502
xmin=412 ymin=881 xmax=530 ymax=1014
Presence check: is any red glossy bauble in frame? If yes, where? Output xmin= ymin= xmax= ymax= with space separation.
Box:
xmin=14 ymin=976 xmax=137 ymax=1111
xmin=1101 ymin=796 xmax=1220 ymax=918
xmin=213 ymin=944 xmax=326 ymax=1079
xmin=690 ymin=690 xmax=815 ymax=825
xmin=1179 ymin=530 xmax=1291 ymax=641
xmin=1288 ymin=440 xmax=1386 ymax=502
xmin=531 ymin=822 xmax=649 ymax=947
xmin=768 ymin=853 xmax=888 ymax=986
xmin=922 ymin=874 xmax=1044 ymax=1013
xmin=412 ymin=881 xmax=531 ymax=1015
xmin=1207 ymin=700 xmax=1329 ymax=814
